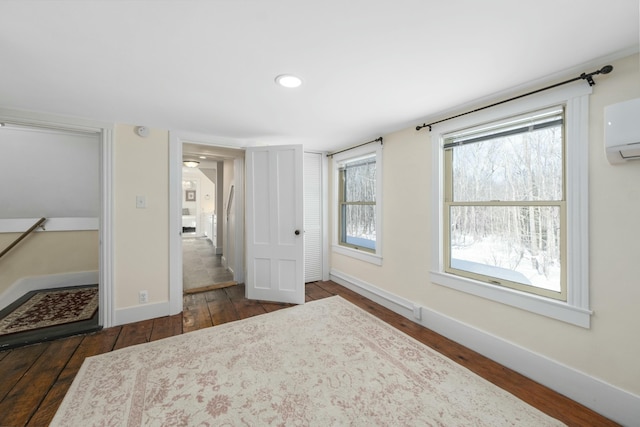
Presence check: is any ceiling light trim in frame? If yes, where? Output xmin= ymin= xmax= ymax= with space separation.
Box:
xmin=275 ymin=74 xmax=303 ymax=88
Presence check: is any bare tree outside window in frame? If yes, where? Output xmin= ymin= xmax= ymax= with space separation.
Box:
xmin=339 ymin=156 xmax=376 ymax=251
xmin=444 ymin=108 xmax=566 ymax=299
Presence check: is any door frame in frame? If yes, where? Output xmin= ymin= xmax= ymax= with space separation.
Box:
xmin=168 ymin=131 xmax=247 ymax=315
xmin=0 ymin=107 xmax=114 ymax=327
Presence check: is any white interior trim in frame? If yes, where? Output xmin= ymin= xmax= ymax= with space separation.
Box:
xmin=330 ymin=269 xmax=414 ymax=316
xmin=429 ymin=271 xmax=592 ymax=327
xmin=100 ymin=126 xmax=114 ymax=328
xmin=322 ymin=152 xmax=330 ymax=281
xmin=329 ymin=268 xmax=640 ymax=426
xmin=331 ymin=143 xmax=384 ymax=265
xmin=168 ymin=133 xmax=183 ymax=316
xmin=0 ymin=217 xmax=99 ymax=232
xmin=114 ymin=301 xmax=170 ymax=326
xmin=429 ymin=83 xmax=592 ymax=328
xmin=233 ymin=157 xmax=245 ymax=284
xmin=168 ymin=131 xmax=252 ymax=316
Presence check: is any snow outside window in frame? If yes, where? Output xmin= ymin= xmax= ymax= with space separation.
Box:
xmin=430 ymin=84 xmax=592 ymax=328
xmin=339 ymin=154 xmax=377 ymax=252
xmin=443 ymin=107 xmax=567 ymax=301
xmin=332 ymin=144 xmax=383 ymax=265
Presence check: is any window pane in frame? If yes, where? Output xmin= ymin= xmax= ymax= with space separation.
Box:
xmin=343 ymin=159 xmax=376 ymax=202
xmin=341 ymin=204 xmax=376 ymax=250
xmin=449 ymin=205 xmax=561 ymax=292
xmin=451 ymin=125 xmax=563 ymax=202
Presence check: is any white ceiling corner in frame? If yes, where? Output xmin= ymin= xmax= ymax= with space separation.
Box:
xmin=0 ymin=0 xmax=638 ymax=152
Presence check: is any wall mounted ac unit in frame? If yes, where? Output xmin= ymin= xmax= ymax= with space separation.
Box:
xmin=604 ymin=97 xmax=640 ymax=164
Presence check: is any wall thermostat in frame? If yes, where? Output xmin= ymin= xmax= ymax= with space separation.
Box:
xmin=135 ymin=126 xmax=149 ymax=137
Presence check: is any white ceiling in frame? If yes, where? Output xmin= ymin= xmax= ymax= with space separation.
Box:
xmin=1 ymin=1 xmax=638 ymax=153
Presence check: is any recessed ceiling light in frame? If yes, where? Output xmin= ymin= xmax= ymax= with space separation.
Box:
xmin=199 ymin=156 xmax=206 ymax=159
xmin=275 ymin=74 xmax=302 ymax=88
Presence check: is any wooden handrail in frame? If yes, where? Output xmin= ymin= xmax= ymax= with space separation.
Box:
xmin=0 ymin=217 xmax=47 ymax=260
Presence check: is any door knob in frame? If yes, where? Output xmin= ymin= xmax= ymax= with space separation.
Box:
xmin=294 ymin=230 xmax=300 ymax=235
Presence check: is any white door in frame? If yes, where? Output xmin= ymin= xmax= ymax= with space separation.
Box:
xmin=245 ymin=145 xmax=304 ymax=304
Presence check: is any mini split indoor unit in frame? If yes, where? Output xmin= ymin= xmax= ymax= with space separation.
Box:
xmin=604 ymin=97 xmax=640 ymax=164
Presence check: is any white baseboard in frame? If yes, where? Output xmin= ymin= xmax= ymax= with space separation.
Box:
xmin=114 ymin=301 xmax=170 ymax=327
xmin=330 ymin=268 xmax=640 ymax=426
xmin=329 ymin=269 xmax=417 ymax=319
xmin=0 ymin=271 xmax=98 ymax=311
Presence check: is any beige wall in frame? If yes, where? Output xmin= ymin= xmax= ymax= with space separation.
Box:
xmin=330 ymin=53 xmax=640 ymax=395
xmin=0 ymin=231 xmax=98 ymax=294
xmin=113 ymin=124 xmax=169 ymax=308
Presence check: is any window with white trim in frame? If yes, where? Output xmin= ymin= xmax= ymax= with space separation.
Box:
xmin=430 ymin=85 xmax=592 ymax=327
xmin=332 ymin=144 xmax=383 ymax=265
xmin=339 ymin=154 xmax=376 ymax=251
xmin=444 ymin=107 xmax=566 ymax=300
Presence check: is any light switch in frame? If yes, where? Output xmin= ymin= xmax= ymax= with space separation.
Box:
xmin=136 ymin=195 xmax=147 ymax=209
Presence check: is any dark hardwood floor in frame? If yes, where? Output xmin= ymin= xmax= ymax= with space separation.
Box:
xmin=0 ymin=281 xmax=618 ymax=426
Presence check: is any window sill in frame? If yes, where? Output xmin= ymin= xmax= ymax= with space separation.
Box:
xmin=430 ymin=271 xmax=592 ymax=328
xmin=332 ymin=244 xmax=382 ymax=266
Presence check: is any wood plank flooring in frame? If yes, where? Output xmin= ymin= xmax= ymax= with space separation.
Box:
xmin=0 ymin=281 xmax=618 ymax=426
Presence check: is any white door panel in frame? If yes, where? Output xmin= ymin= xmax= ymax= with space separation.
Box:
xmin=246 ymin=145 xmax=304 ymax=304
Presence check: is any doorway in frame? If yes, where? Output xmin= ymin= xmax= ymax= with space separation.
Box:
xmin=168 ymin=133 xmax=328 ymax=315
xmin=0 ymin=119 xmax=108 ymax=345
xmin=180 ymin=142 xmax=245 ymax=294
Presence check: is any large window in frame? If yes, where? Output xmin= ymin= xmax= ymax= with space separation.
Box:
xmin=431 ymin=85 xmax=592 ymax=327
xmin=333 ymin=144 xmax=383 ymax=265
xmin=444 ymin=107 xmax=566 ymax=300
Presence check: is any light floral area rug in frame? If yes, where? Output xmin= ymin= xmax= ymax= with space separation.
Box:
xmin=52 ymin=296 xmax=565 ymax=426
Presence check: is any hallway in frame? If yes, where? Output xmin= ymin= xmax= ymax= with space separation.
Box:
xmin=182 ymin=237 xmax=233 ymax=292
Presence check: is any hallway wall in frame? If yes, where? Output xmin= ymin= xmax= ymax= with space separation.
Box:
xmin=113 ymin=124 xmax=169 ymax=309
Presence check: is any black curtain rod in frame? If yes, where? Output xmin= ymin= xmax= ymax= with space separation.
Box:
xmin=416 ymin=65 xmax=613 ymax=132
xmin=327 ymin=137 xmax=383 ymax=157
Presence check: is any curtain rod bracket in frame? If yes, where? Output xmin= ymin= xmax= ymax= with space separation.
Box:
xmin=415 ymin=64 xmax=613 ymax=132
xmin=581 ymin=64 xmax=613 ymax=86
xmin=581 ymin=72 xmax=596 ymax=87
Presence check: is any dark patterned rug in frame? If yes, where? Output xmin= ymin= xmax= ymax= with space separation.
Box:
xmin=0 ymin=286 xmax=98 ymax=335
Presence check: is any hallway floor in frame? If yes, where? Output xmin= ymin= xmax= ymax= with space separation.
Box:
xmin=182 ymin=237 xmax=233 ymax=291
